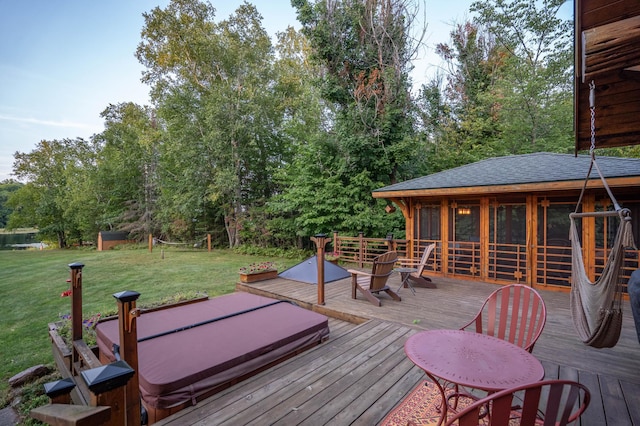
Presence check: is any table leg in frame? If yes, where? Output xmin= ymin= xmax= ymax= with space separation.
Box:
xmin=397 ymin=272 xmax=416 ymax=295
xmin=424 ymin=373 xmax=448 ymax=426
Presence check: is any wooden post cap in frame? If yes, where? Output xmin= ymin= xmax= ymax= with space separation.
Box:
xmin=81 ymin=360 xmax=135 ymax=395
xmin=112 ymin=290 xmax=140 ymax=303
xmin=43 ymin=377 xmax=75 ymax=399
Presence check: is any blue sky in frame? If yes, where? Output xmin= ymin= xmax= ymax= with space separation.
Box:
xmin=0 ymin=1 xmax=571 ymax=182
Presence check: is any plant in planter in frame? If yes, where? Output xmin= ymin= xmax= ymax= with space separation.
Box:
xmin=326 ymin=251 xmax=340 ymax=264
xmin=239 ymin=261 xmax=280 ymax=283
xmin=55 ymin=312 xmax=103 ymax=348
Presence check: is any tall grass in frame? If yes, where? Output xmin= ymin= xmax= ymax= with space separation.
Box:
xmin=0 ymin=247 xmax=297 ymax=399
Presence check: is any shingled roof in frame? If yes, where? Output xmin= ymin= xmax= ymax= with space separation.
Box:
xmin=374 ymin=152 xmax=640 ymax=194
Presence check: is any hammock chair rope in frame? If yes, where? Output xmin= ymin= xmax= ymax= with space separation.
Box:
xmin=569 ymin=81 xmax=636 ymax=348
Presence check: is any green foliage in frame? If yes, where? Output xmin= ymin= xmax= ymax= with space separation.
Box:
xmin=138 ymin=0 xmax=286 ymax=247
xmin=6 ymin=0 xmax=582 ymax=252
xmin=418 ymin=0 xmax=573 ymax=169
xmin=8 ymin=139 xmax=97 ymax=247
xmin=232 ymin=244 xmax=312 ymax=260
xmin=11 ymin=372 xmax=60 ymax=425
xmin=88 ymin=102 xmax=162 ymax=240
xmin=0 ymin=180 xmax=22 ymax=228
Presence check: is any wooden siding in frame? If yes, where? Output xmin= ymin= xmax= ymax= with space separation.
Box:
xmin=156 ymin=274 xmax=640 ymax=425
xmin=576 ymin=0 xmax=640 ymax=151
xmin=331 ymin=192 xmax=640 ymax=291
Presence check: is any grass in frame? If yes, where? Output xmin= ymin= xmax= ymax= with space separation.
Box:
xmin=0 ymin=246 xmax=301 ymax=415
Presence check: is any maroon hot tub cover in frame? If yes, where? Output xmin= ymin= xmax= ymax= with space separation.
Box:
xmin=96 ymin=292 xmax=329 ymax=409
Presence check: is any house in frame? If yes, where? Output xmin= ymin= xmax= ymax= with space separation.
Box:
xmin=373 ymin=152 xmax=640 ymax=291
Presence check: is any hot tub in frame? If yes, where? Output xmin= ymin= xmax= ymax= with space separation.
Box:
xmin=95 ymin=292 xmax=329 ymax=422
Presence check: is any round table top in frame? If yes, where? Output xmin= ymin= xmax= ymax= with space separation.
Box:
xmin=405 ymin=329 xmax=544 ymax=392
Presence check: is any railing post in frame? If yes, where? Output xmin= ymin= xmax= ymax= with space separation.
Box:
xmin=386 ymin=233 xmax=394 ymax=252
xmin=69 ymin=262 xmax=84 ymax=369
xmin=81 ymin=360 xmax=135 ymax=426
xmin=114 ymin=290 xmax=142 ymax=426
xmin=207 ymin=233 xmax=212 ymax=252
xmin=148 ymin=234 xmax=153 ymax=253
xmin=358 ymin=232 xmax=364 ymax=268
xmin=310 ymin=234 xmax=329 ymax=305
xmin=333 ymin=230 xmax=339 ymax=255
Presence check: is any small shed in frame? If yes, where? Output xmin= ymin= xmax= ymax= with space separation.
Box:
xmin=373 ymin=153 xmax=640 ymax=292
xmin=97 ymin=231 xmax=131 ymax=251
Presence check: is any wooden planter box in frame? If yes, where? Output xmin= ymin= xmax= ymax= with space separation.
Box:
xmin=49 ymin=322 xmax=73 ymax=376
xmin=239 ymin=270 xmax=278 ymax=283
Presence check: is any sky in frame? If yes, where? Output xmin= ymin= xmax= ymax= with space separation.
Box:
xmin=0 ymin=1 xmax=571 ymax=182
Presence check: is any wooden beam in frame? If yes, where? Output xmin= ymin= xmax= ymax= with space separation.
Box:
xmin=30 ymin=404 xmax=111 ymax=426
xmin=582 ymin=15 xmax=640 ymax=81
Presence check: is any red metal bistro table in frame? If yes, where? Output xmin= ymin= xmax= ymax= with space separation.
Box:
xmin=404 ymin=329 xmax=544 ymax=426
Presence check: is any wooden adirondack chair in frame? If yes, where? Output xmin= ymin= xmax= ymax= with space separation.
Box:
xmin=398 ymin=243 xmax=436 ymax=289
xmin=460 ymin=283 xmax=547 ymax=352
xmin=348 ymin=251 xmax=400 ymax=307
xmin=444 ymin=379 xmax=591 ymax=426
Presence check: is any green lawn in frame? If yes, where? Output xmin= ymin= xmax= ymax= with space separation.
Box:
xmin=0 ymin=247 xmax=297 ymax=401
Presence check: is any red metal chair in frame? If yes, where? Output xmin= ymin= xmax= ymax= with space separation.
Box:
xmin=460 ymin=284 xmax=547 ymax=352
xmin=444 ymin=379 xmax=591 ymax=426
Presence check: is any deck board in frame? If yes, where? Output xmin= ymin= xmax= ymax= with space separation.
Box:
xmin=156 ymin=273 xmax=640 ymax=425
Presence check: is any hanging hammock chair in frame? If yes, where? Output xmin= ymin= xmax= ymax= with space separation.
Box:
xmin=570 ymin=207 xmax=634 ymax=348
xmin=569 ymin=81 xmax=637 ymax=348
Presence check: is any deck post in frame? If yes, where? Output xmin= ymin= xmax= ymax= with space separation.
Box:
xmin=386 ymin=234 xmax=394 ymax=252
xmin=81 ymin=360 xmax=135 ymax=426
xmin=358 ymin=232 xmax=365 ymax=268
xmin=69 ymin=262 xmax=84 ymax=369
xmin=311 ymin=234 xmax=329 ymax=305
xmin=148 ymin=234 xmax=153 ymax=253
xmin=114 ymin=290 xmax=142 ymax=426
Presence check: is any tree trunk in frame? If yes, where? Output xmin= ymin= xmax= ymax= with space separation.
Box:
xmin=57 ymin=231 xmax=67 ymax=249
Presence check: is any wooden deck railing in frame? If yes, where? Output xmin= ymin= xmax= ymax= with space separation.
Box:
xmin=331 ymin=231 xmax=408 ymax=268
xmin=331 ymin=233 xmax=640 ymax=291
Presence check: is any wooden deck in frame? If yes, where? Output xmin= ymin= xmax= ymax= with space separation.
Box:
xmin=156 ymin=273 xmax=640 ymax=425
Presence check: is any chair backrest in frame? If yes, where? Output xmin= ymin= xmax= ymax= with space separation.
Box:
xmin=460 ymin=284 xmax=546 ymax=352
xmin=414 ymin=243 xmax=435 ymax=276
xmin=369 ymin=251 xmax=398 ymax=291
xmin=445 ymin=379 xmax=591 ymax=426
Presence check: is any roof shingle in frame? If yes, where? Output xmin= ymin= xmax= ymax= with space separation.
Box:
xmin=375 ymin=153 xmax=640 ymax=192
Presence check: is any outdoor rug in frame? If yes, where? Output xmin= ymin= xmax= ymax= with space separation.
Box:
xmin=380 ymin=380 xmax=450 ymax=426
xmin=381 ymin=380 xmax=532 ymax=426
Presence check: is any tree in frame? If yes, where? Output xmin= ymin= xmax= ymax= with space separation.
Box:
xmin=0 ymin=180 xmax=22 ymax=228
xmin=83 ymin=102 xmax=162 ymax=240
xmin=470 ymin=0 xmax=573 ymax=152
xmin=8 ymin=139 xmax=92 ymax=247
xmin=286 ymin=0 xmax=422 ymax=238
xmin=418 ymin=0 xmax=573 ymax=169
xmin=419 ymin=21 xmax=504 ymax=170
xmin=293 ymin=0 xmax=422 ymax=181
xmin=137 ymin=0 xmax=285 ymax=247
